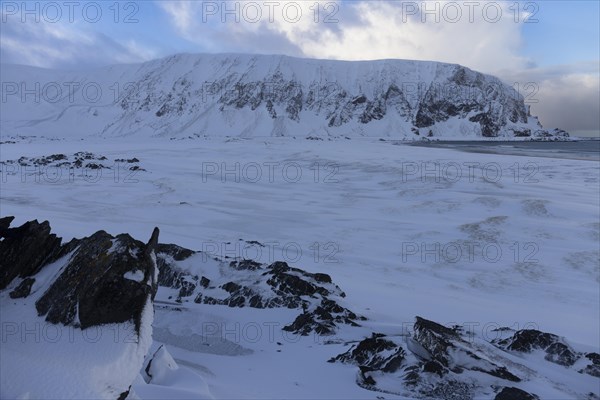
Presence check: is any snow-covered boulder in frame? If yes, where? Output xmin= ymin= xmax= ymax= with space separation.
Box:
xmin=156 ymin=244 xmax=363 ymax=335
xmin=0 ymin=217 xmax=159 ymax=399
xmin=135 ymin=345 xmax=213 ymax=399
xmin=330 ymin=316 xmax=599 ymax=399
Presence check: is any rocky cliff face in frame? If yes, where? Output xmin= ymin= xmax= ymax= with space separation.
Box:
xmin=0 ymin=54 xmax=568 ymax=139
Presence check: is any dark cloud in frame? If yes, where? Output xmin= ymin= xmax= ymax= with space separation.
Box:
xmin=500 ymin=62 xmax=600 ymax=133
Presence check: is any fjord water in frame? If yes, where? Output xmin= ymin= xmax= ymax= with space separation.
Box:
xmin=408 ymin=139 xmax=600 ymax=161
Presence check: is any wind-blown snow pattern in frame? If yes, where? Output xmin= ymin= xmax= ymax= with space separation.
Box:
xmin=1 ymin=136 xmax=598 ymax=399
xmin=0 ymin=53 xmax=565 ymax=139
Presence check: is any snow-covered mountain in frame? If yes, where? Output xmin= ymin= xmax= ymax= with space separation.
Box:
xmin=0 ymin=53 xmax=568 ymax=139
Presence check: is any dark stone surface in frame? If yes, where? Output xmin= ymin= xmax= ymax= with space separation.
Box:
xmin=200 ymin=276 xmax=210 ymax=288
xmin=34 ymin=228 xmax=159 ymax=333
xmin=1 ymin=217 xmax=159 ymax=336
xmin=413 ymin=316 xmax=460 ymax=367
xmin=581 ymin=352 xmax=600 ymax=377
xmin=494 ymin=387 xmax=539 ymax=400
xmin=156 ymin=243 xmax=195 ymax=261
xmin=331 ymin=316 xmax=528 ymax=398
xmin=155 ymin=243 xmax=197 ymax=288
xmin=496 ymin=329 xmax=580 ymax=367
xmin=9 ymin=277 xmax=35 ymax=299
xmin=0 ymin=216 xmax=15 ymax=231
xmin=329 ymin=333 xmax=405 ymax=372
xmin=0 ymin=218 xmax=62 ymax=290
xmin=413 ymin=316 xmax=520 ymax=382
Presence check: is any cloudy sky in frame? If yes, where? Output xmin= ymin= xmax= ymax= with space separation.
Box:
xmin=1 ymin=0 xmax=598 ymax=136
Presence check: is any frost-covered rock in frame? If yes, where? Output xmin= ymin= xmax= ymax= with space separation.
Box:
xmin=329 ymin=332 xmax=405 ymax=373
xmin=330 ymin=316 xmax=598 ymax=399
xmin=156 ymin=245 xmax=363 ymax=335
xmin=136 ymin=345 xmax=213 ymax=399
xmin=143 ymin=345 xmax=179 ymax=384
xmin=495 ymin=329 xmax=600 ymax=377
xmin=0 ymin=152 xmax=145 ymax=175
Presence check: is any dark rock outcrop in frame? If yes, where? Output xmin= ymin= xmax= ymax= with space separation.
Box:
xmin=155 ymin=248 xmax=362 ymax=335
xmin=331 ymin=316 xmax=526 ymax=398
xmin=414 ymin=316 xmax=520 ymax=382
xmin=9 ymin=277 xmax=35 ymax=299
xmin=329 ymin=333 xmax=405 ymax=373
xmin=494 ymin=387 xmax=539 ymax=400
xmin=496 ymin=329 xmax=580 ymax=367
xmin=0 ymin=217 xmax=162 ymax=399
xmin=36 ymin=230 xmax=158 ymax=332
xmin=582 ymin=353 xmax=600 ymax=378
xmin=495 ymin=329 xmax=600 ymax=379
xmin=0 ymin=219 xmax=62 ymax=290
xmin=332 ymin=318 xmax=599 ymax=398
xmin=0 ymin=215 xmax=14 ymax=231
xmin=0 ymin=152 xmax=145 ymax=175
xmin=0 ymin=217 xmax=159 ymax=333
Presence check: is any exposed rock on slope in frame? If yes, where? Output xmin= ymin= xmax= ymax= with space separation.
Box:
xmin=330 ymin=316 xmax=599 ymax=399
xmin=0 ymin=217 xmax=159 ymax=399
xmin=0 ymin=216 xmax=61 ymax=290
xmin=0 ymin=54 xmax=569 ymax=139
xmin=495 ymin=329 xmax=600 ymax=377
xmin=155 ymin=244 xmax=363 ymax=335
xmin=1 ymin=217 xmax=159 ymax=333
xmin=0 ymin=152 xmax=144 ymax=173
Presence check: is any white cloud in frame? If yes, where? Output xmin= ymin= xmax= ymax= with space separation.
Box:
xmin=0 ymin=13 xmax=158 ymax=69
xmin=156 ymin=1 xmax=530 ymax=74
xmin=157 ymin=1 xmax=194 ymax=34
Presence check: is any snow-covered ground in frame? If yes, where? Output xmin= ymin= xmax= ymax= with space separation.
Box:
xmin=1 ymin=136 xmax=598 ymax=398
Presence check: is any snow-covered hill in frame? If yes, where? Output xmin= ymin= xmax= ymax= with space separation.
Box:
xmin=0 ymin=53 xmax=568 ymax=139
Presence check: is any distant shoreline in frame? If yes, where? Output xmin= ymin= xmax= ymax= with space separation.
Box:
xmin=403 ymin=139 xmax=600 ymax=161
